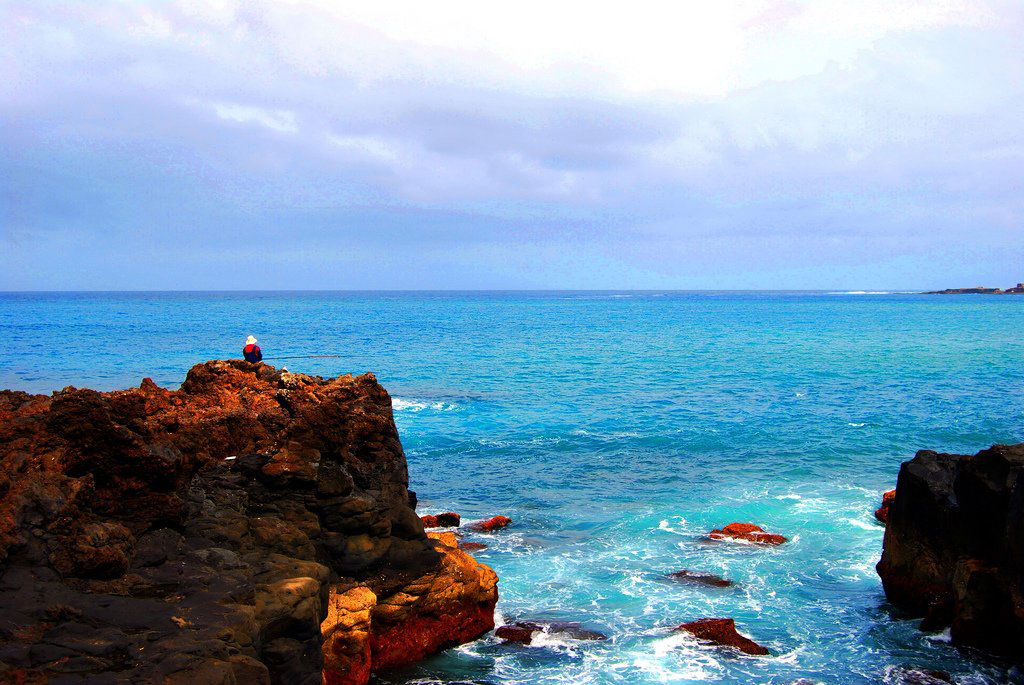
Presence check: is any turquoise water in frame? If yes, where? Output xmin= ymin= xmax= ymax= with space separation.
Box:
xmin=2 ymin=291 xmax=1023 ymax=684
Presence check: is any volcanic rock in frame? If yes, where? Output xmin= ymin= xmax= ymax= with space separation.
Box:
xmin=495 ymin=621 xmax=607 ymax=644
xmin=675 ymin=618 xmax=769 ymax=655
xmin=877 ymin=444 xmax=1024 ymax=659
xmin=875 ymin=489 xmax=896 ymax=524
xmin=459 ymin=542 xmax=488 ymax=552
xmin=420 ymin=512 xmax=461 ymax=528
xmin=667 ymin=570 xmax=733 ymax=587
xmin=469 ymin=516 xmax=512 ymax=532
xmin=707 ymin=523 xmax=787 ymax=545
xmin=0 ymin=361 xmax=498 ymax=685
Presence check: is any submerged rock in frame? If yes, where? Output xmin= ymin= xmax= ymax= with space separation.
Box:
xmin=421 ymin=512 xmax=461 ymax=528
xmin=459 ymin=542 xmax=488 ymax=552
xmin=495 ymin=621 xmax=607 ymax=644
xmin=875 ymin=489 xmax=895 ymax=524
xmin=0 ymin=361 xmax=498 ymax=685
xmin=877 ymin=444 xmax=1024 ymax=659
xmin=470 ymin=516 xmax=512 ymax=532
xmin=667 ymin=570 xmax=734 ymax=588
xmin=674 ymin=618 xmax=770 ymax=655
xmin=707 ymin=523 xmax=787 ymax=546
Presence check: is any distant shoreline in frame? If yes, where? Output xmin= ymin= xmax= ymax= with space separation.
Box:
xmin=924 ymin=283 xmax=1024 ymax=295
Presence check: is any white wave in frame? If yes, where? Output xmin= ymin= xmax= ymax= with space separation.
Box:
xmin=843 ymin=517 xmax=878 ymax=531
xmin=847 ymin=422 xmax=866 ymax=427
xmin=775 ymin=494 xmax=802 ymax=500
xmin=392 ymin=398 xmax=459 ymax=412
xmin=926 ymin=627 xmax=953 ymax=643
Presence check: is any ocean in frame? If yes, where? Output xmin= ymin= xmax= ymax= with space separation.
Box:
xmin=2 ymin=291 xmax=1022 ymax=684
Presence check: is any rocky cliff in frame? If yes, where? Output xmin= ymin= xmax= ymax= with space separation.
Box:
xmin=0 ymin=361 xmax=497 ymax=684
xmin=876 ymin=444 xmax=1024 ymax=658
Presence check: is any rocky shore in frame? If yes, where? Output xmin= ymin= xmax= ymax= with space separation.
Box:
xmin=877 ymin=444 xmax=1024 ymax=658
xmin=0 ymin=361 xmax=497 ymax=684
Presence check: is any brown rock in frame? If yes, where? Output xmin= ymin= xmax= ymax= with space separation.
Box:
xmin=0 ymin=361 xmax=499 ymax=684
xmin=875 ymin=489 xmax=895 ymax=524
xmin=459 ymin=542 xmax=488 ymax=552
xmin=675 ymin=618 xmax=770 ymax=655
xmin=707 ymin=523 xmax=786 ymax=545
xmin=420 ymin=512 xmax=461 ymax=528
xmin=469 ymin=516 xmax=512 ymax=532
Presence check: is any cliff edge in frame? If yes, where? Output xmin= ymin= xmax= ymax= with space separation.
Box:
xmin=876 ymin=444 xmax=1024 ymax=658
xmin=0 ymin=361 xmax=497 ymax=684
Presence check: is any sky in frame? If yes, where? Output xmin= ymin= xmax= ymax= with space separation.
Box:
xmin=1 ymin=0 xmax=1022 ymax=290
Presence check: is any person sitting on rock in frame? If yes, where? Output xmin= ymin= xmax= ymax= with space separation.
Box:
xmin=243 ymin=335 xmax=263 ymax=363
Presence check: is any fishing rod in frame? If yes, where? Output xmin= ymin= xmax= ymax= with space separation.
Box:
xmin=263 ymin=355 xmax=346 ymax=360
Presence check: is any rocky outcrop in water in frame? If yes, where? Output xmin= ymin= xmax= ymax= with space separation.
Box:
xmin=668 ymin=570 xmax=733 ymax=588
xmin=420 ymin=512 xmax=460 ymax=528
xmin=674 ymin=618 xmax=769 ymax=655
xmin=708 ymin=523 xmax=787 ymax=545
xmin=0 ymin=361 xmax=498 ymax=684
xmin=469 ymin=516 xmax=512 ymax=532
xmin=495 ymin=621 xmax=607 ymax=644
xmin=876 ymin=444 xmax=1024 ymax=658
xmin=924 ymin=283 xmax=1024 ymax=294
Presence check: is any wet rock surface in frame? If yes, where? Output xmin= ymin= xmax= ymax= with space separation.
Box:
xmin=667 ymin=570 xmax=734 ymax=588
xmin=674 ymin=618 xmax=770 ymax=655
xmin=469 ymin=516 xmax=512 ymax=533
xmin=877 ymin=444 xmax=1024 ymax=659
xmin=707 ymin=523 xmax=787 ymax=546
xmin=0 ymin=361 xmax=497 ymax=684
xmin=495 ymin=621 xmax=608 ymax=644
xmin=420 ymin=512 xmax=461 ymax=528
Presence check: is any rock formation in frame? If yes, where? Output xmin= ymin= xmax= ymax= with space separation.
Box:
xmin=674 ymin=618 xmax=769 ymax=655
xmin=876 ymin=444 xmax=1024 ymax=658
xmin=707 ymin=523 xmax=787 ymax=545
xmin=667 ymin=570 xmax=733 ymax=587
xmin=0 ymin=361 xmax=498 ymax=684
xmin=420 ymin=512 xmax=460 ymax=528
xmin=469 ymin=516 xmax=512 ymax=532
xmin=875 ymin=489 xmax=895 ymax=524
xmin=494 ymin=621 xmax=607 ymax=644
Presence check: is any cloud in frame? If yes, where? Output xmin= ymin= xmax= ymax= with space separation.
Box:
xmin=1 ymin=0 xmax=1022 ymax=289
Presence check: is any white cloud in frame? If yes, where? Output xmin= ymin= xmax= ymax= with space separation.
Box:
xmin=210 ymin=102 xmax=298 ymax=134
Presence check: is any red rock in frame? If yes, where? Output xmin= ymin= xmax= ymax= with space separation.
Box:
xmin=707 ymin=523 xmax=786 ymax=545
xmin=875 ymin=489 xmax=895 ymax=524
xmin=668 ymin=570 xmax=733 ymax=587
xmin=675 ymin=618 xmax=770 ymax=655
xmin=420 ymin=512 xmax=461 ymax=528
xmin=459 ymin=542 xmax=488 ymax=552
xmin=470 ymin=516 xmax=512 ymax=532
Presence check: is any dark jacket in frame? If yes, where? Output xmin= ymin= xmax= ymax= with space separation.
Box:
xmin=243 ymin=344 xmax=262 ymax=363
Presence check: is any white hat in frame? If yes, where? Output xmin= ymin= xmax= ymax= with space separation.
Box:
xmin=245 ymin=335 xmax=258 ymax=345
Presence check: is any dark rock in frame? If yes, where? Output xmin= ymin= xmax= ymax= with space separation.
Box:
xmin=469 ymin=516 xmax=512 ymax=533
xmin=887 ymin=667 xmax=953 ymax=684
xmin=707 ymin=523 xmax=786 ymax=545
xmin=0 ymin=361 xmax=499 ymax=685
xmin=495 ymin=621 xmax=607 ymax=644
xmin=674 ymin=618 xmax=770 ymax=655
xmin=877 ymin=444 xmax=1024 ymax=659
xmin=667 ymin=570 xmax=733 ymax=587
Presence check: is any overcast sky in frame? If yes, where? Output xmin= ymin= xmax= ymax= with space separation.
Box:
xmin=2 ymin=0 xmax=1022 ymax=290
